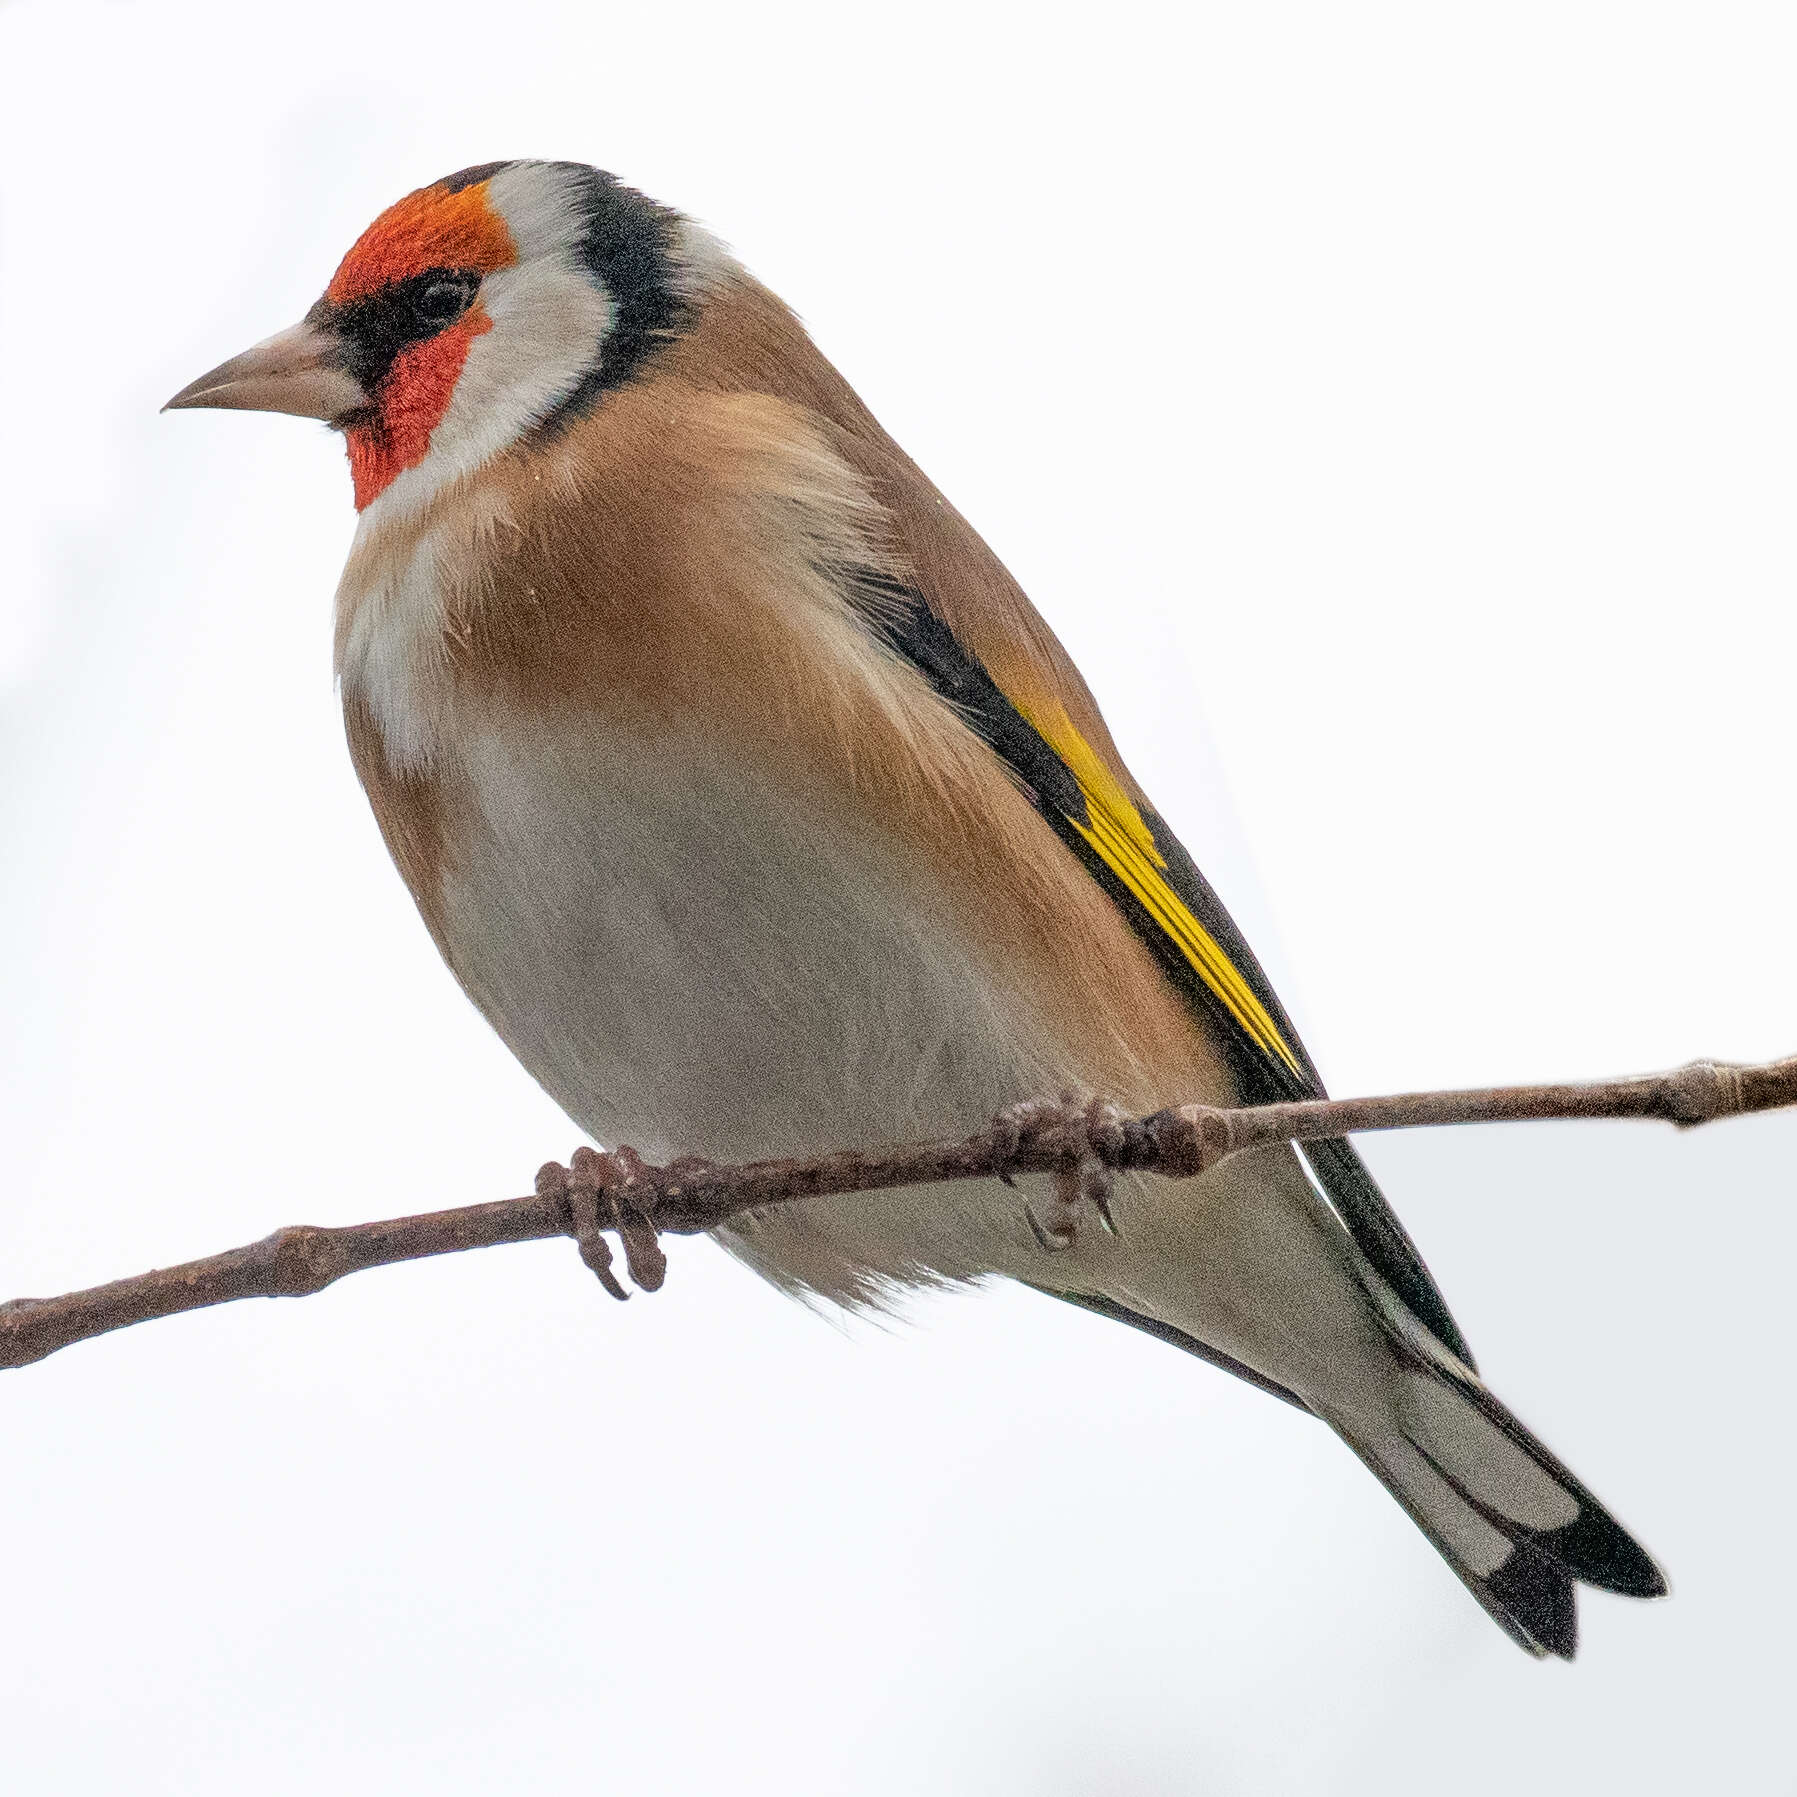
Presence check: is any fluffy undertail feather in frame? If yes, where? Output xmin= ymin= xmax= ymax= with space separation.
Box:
xmin=1335 ymin=1283 xmax=1667 ymax=1657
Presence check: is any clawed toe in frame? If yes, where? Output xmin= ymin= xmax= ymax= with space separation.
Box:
xmin=542 ymin=1147 xmax=667 ymax=1300
xmin=997 ymin=1093 xmax=1126 ymax=1253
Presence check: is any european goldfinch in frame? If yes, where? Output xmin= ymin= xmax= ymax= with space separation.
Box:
xmin=166 ymin=160 xmax=1665 ymax=1657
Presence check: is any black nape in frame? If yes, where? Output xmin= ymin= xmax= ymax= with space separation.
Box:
xmin=439 ymin=161 xmax=515 ymax=194
xmin=534 ymin=164 xmax=695 ymax=430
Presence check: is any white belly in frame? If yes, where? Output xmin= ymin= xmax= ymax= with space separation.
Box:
xmin=437 ymin=716 xmax=1068 ymax=1303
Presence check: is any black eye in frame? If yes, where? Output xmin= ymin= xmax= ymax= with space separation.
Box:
xmin=315 ymin=268 xmax=486 ymax=396
xmin=415 ymin=274 xmax=477 ymax=330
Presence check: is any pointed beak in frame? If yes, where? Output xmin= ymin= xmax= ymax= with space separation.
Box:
xmin=162 ymin=320 xmax=368 ymax=422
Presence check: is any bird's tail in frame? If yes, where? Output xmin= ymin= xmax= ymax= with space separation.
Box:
xmin=1329 ymin=1272 xmax=1666 ymax=1658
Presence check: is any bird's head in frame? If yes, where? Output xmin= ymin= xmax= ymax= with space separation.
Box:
xmin=165 ymin=161 xmax=708 ymax=513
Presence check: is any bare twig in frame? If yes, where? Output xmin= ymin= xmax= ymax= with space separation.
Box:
xmin=3 ymin=1053 xmax=1792 ymax=1372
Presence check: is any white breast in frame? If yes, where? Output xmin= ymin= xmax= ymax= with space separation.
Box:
xmin=336 ymin=513 xmax=464 ymax=772
xmin=436 ymin=709 xmax=1071 ymax=1302
xmin=427 ymin=706 xmax=1380 ymax=1387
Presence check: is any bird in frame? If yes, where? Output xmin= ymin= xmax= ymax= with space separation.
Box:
xmin=165 ymin=159 xmax=1665 ymax=1657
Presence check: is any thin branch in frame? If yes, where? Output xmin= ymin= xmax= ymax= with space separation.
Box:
xmin=3 ymin=1053 xmax=1792 ymax=1373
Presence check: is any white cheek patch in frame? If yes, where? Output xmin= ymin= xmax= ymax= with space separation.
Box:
xmin=441 ymin=260 xmax=614 ymax=463
xmin=358 ymin=161 xmax=621 ymax=528
xmin=358 ymin=259 xmax=612 ymax=527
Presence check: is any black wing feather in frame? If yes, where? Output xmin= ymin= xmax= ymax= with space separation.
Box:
xmin=852 ymin=573 xmax=1476 ymax=1369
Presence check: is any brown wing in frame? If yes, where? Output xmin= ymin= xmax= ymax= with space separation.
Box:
xmin=658 ymin=272 xmax=1475 ymax=1368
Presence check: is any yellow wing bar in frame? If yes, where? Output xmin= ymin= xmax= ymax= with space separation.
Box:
xmin=1017 ymin=697 xmax=1302 ymax=1076
xmin=849 ymin=573 xmax=1302 ymax=1081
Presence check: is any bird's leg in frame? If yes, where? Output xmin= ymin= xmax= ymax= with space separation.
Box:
xmin=1008 ymin=1092 xmax=1126 ymax=1252
xmin=1082 ymin=1097 xmax=1127 ymax=1238
xmin=990 ymin=1097 xmax=1065 ymax=1189
xmin=545 ymin=1146 xmax=667 ymax=1298
xmin=608 ymin=1145 xmax=667 ymax=1293
xmin=550 ymin=1150 xmax=631 ymax=1301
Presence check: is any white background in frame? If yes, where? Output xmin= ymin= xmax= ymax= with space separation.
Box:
xmin=3 ymin=2 xmax=1794 ymax=1790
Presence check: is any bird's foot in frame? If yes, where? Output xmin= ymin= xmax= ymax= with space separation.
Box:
xmin=990 ymin=1097 xmax=1064 ymax=1189
xmin=539 ymin=1145 xmax=667 ymax=1300
xmin=996 ymin=1091 xmax=1126 ymax=1252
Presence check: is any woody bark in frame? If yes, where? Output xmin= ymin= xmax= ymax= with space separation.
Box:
xmin=2 ymin=1052 xmax=1792 ymax=1371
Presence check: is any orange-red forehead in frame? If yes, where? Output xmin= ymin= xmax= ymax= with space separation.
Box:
xmin=326 ymin=179 xmax=517 ymax=306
